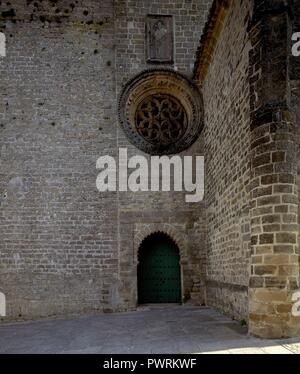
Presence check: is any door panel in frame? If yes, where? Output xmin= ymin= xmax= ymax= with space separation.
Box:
xmin=138 ymin=234 xmax=181 ymax=304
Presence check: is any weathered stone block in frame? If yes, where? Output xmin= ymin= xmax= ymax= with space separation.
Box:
xmin=276 ymin=233 xmax=297 ymax=244
xmin=254 ymin=265 xmax=277 ymax=276
xmin=259 ymin=233 xmax=274 ymax=244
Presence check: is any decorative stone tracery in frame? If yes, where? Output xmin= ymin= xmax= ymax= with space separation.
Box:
xmin=135 ymin=94 xmax=188 ymax=147
xmin=118 ymin=69 xmax=204 ymax=155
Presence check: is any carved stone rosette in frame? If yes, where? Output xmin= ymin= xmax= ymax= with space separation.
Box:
xmin=118 ymin=69 xmax=204 ymax=155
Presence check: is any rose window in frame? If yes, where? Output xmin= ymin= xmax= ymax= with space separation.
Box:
xmin=118 ymin=69 xmax=204 ymax=155
xmin=135 ymin=94 xmax=188 ymax=146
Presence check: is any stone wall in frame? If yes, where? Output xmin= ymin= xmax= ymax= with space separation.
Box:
xmin=0 ymin=0 xmax=212 ymax=320
xmin=199 ymin=0 xmax=252 ymax=321
xmin=0 ymin=0 xmax=299 ymax=338
xmin=196 ymin=0 xmax=300 ymax=337
xmin=0 ymin=0 xmax=119 ymax=319
xmin=114 ymin=0 xmax=212 ymax=310
xmin=291 ymin=0 xmax=300 ymax=273
xmin=248 ymin=0 xmax=300 ymax=338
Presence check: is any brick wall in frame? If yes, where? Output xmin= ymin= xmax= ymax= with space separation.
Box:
xmin=198 ymin=0 xmax=300 ymax=336
xmin=0 ymin=0 xmax=212 ymax=319
xmin=200 ymin=0 xmax=252 ymax=321
xmin=1 ymin=0 xmax=299 ymax=338
xmin=0 ymin=0 xmax=118 ymax=319
xmin=114 ymin=0 xmax=212 ymax=309
xmin=291 ymin=1 xmax=300 ymax=246
xmin=248 ymin=0 xmax=300 ymax=338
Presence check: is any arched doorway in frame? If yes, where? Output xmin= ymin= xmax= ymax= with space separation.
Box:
xmin=138 ymin=232 xmax=181 ymax=304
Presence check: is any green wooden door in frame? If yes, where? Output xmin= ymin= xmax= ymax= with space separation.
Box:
xmin=138 ymin=234 xmax=181 ymax=304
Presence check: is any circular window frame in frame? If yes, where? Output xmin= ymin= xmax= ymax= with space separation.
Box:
xmin=118 ymin=69 xmax=204 ymax=155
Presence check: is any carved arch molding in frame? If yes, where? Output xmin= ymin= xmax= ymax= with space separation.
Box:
xmin=118 ymin=69 xmax=204 ymax=155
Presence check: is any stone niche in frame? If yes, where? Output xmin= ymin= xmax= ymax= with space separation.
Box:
xmin=118 ymin=69 xmax=204 ymax=155
xmin=146 ymin=15 xmax=174 ymax=64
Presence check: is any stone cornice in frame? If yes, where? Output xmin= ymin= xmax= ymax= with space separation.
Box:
xmin=193 ymin=0 xmax=232 ymax=86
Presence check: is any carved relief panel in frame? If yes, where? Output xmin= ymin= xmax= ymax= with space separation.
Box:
xmin=146 ymin=15 xmax=174 ymax=64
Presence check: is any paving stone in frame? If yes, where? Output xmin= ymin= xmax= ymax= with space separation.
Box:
xmin=0 ymin=306 xmax=299 ymax=354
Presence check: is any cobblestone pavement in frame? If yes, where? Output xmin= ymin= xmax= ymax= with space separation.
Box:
xmin=0 ymin=306 xmax=299 ymax=354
